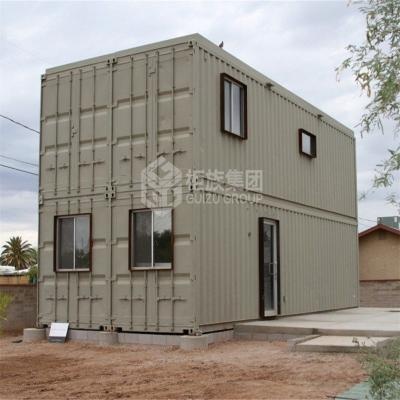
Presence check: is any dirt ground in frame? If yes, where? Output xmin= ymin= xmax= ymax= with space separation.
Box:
xmin=0 ymin=335 xmax=366 ymax=400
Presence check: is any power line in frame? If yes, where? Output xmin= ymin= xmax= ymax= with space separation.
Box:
xmin=0 ymin=163 xmax=38 ymax=176
xmin=4 ymin=37 xmax=53 ymax=64
xmin=0 ymin=114 xmax=40 ymax=134
xmin=0 ymin=154 xmax=38 ymax=167
xmin=359 ymin=217 xmax=376 ymax=223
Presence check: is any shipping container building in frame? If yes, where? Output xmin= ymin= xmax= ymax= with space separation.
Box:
xmin=38 ymin=33 xmax=358 ymax=334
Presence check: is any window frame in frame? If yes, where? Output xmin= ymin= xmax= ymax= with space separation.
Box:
xmin=129 ymin=208 xmax=174 ymax=271
xmin=298 ymin=129 xmax=317 ymax=158
xmin=53 ymin=213 xmax=92 ymax=272
xmin=220 ymin=73 xmax=248 ymax=140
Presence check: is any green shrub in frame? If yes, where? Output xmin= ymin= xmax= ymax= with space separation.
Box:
xmin=360 ymin=337 xmax=400 ymax=400
xmin=0 ymin=292 xmax=12 ymax=333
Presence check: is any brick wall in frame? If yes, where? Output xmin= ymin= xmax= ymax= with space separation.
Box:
xmin=0 ymin=275 xmax=29 ymax=285
xmin=0 ymin=285 xmax=37 ymax=332
xmin=360 ymin=280 xmax=400 ymax=308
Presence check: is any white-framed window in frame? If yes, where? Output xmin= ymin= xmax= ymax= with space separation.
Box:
xmin=221 ymin=73 xmax=247 ymax=139
xmin=130 ymin=209 xmax=173 ymax=269
xmin=299 ymin=129 xmax=317 ymax=158
xmin=55 ymin=214 xmax=91 ymax=271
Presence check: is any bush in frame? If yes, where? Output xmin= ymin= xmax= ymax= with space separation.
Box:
xmin=0 ymin=292 xmax=12 ymax=333
xmin=27 ymin=265 xmax=38 ymax=284
xmin=360 ymin=337 xmax=400 ymax=400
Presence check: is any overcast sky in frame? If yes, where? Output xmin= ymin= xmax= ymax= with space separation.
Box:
xmin=0 ymin=0 xmax=399 ymax=247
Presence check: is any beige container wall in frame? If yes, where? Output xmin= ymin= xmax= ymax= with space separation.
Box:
xmin=196 ymin=200 xmax=359 ymax=326
xmin=38 ymin=42 xmax=196 ymax=332
xmin=193 ymin=42 xmax=358 ymax=324
xmin=195 ymin=46 xmax=357 ymax=217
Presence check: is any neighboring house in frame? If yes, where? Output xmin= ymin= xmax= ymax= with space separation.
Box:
xmin=0 ymin=265 xmax=29 ymax=285
xmin=359 ymin=223 xmax=400 ymax=308
xmin=37 ymin=34 xmax=358 ymax=335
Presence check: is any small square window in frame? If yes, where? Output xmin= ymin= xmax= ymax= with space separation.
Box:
xmin=221 ymin=73 xmax=247 ymax=139
xmin=299 ymin=129 xmax=316 ymax=158
xmin=130 ymin=209 xmax=173 ymax=269
xmin=55 ymin=214 xmax=91 ymax=271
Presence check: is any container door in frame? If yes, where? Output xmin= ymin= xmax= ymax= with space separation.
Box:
xmin=259 ymin=219 xmax=279 ymax=317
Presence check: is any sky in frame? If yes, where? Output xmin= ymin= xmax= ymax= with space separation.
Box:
xmin=0 ymin=0 xmax=399 ymax=247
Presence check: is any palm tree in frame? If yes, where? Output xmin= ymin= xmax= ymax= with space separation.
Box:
xmin=0 ymin=236 xmax=35 ymax=270
xmin=29 ymin=248 xmax=38 ymax=266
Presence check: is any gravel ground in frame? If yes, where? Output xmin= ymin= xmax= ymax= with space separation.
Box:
xmin=0 ymin=335 xmax=366 ymax=400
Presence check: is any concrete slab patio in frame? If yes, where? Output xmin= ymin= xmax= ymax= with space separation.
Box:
xmin=235 ymin=307 xmax=400 ymax=338
xmin=293 ymin=335 xmax=391 ymax=353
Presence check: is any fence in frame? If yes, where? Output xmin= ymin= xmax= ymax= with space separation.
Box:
xmin=0 ymin=284 xmax=37 ymax=332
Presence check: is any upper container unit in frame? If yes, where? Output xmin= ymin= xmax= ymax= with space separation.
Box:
xmin=191 ymin=37 xmax=356 ymax=219
xmin=40 ymin=38 xmax=195 ymax=196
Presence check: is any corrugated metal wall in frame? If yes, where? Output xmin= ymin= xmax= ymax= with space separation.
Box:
xmin=193 ymin=42 xmax=358 ymax=326
xmin=38 ymin=41 xmax=196 ymax=332
xmin=196 ymin=201 xmax=358 ymax=326
xmin=196 ymin=46 xmax=357 ymax=217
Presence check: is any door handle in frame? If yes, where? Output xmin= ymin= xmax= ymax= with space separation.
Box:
xmin=268 ymin=262 xmax=274 ymax=275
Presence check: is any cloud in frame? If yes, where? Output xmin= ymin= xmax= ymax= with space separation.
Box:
xmin=0 ymin=0 xmax=398 ymax=248
xmin=0 ymin=222 xmax=38 ymax=248
xmin=0 ymin=190 xmax=38 ymax=246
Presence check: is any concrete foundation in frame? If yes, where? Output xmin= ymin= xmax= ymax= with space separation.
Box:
xmin=180 ymin=335 xmax=209 ymax=350
xmin=118 ymin=333 xmax=182 ymax=346
xmin=23 ymin=328 xmax=46 ymax=343
xmin=97 ymin=331 xmax=119 ymax=345
xmin=40 ymin=328 xmax=233 ymax=347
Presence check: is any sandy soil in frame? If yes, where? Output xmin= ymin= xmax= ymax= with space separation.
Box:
xmin=0 ymin=335 xmax=366 ymax=400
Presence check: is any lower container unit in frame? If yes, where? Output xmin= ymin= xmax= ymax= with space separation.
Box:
xmin=38 ymin=193 xmax=359 ymax=333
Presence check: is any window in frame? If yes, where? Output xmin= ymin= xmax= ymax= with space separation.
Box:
xmin=299 ymin=129 xmax=316 ymax=158
xmin=55 ymin=214 xmax=91 ymax=271
xmin=221 ymin=73 xmax=247 ymax=139
xmin=130 ymin=209 xmax=173 ymax=269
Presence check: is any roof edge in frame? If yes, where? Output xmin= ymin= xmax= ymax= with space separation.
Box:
xmin=45 ymin=33 xmax=353 ymax=137
xmin=191 ymin=35 xmax=353 ymax=137
xmin=45 ymin=33 xmax=201 ymax=75
xmin=359 ymin=223 xmax=400 ymax=238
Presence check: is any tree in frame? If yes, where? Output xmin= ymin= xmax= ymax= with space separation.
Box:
xmin=0 ymin=236 xmax=35 ymax=270
xmin=29 ymin=247 xmax=38 ymax=266
xmin=337 ymin=0 xmax=400 ymax=208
